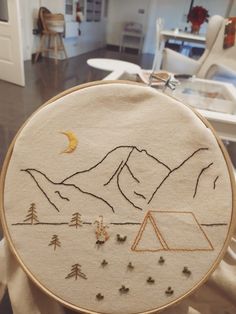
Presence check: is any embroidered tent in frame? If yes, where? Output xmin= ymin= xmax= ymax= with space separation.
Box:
xmin=131 ymin=211 xmax=214 ymax=252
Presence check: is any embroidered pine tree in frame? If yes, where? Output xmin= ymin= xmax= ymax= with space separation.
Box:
xmin=65 ymin=263 xmax=87 ymax=280
xmin=48 ymin=234 xmax=61 ymax=250
xmin=23 ymin=203 xmax=39 ymax=225
xmin=69 ymin=212 xmax=83 ymax=228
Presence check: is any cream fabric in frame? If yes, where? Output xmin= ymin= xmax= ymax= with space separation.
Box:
xmin=0 ymin=238 xmax=65 ymax=314
xmin=1 ymin=82 xmax=235 ymax=314
xmin=1 ymin=235 xmax=236 ymax=314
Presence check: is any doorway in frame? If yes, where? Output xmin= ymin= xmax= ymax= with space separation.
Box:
xmin=0 ymin=0 xmax=25 ymax=86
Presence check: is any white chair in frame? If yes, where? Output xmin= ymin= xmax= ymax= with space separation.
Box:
xmin=198 ymin=18 xmax=236 ymax=81
xmin=152 ymin=18 xmax=165 ymax=71
xmin=161 ymin=15 xmax=224 ymax=75
xmin=205 ymin=64 xmax=236 ymax=86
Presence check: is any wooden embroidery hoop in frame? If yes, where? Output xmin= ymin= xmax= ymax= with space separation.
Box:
xmin=0 ymin=80 xmax=235 ymax=314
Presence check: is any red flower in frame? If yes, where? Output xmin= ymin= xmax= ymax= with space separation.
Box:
xmin=187 ymin=6 xmax=209 ymax=26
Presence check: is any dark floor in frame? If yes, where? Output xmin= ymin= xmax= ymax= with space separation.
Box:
xmin=0 ymin=48 xmax=153 ymax=314
xmin=0 ymin=48 xmax=153 ymax=170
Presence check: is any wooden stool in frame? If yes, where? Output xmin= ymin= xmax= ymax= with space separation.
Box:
xmin=34 ymin=9 xmax=67 ymax=64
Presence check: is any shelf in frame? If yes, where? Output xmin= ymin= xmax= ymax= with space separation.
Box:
xmin=120 ymin=31 xmax=144 ymax=53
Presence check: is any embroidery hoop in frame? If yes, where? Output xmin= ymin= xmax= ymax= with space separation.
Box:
xmin=0 ymin=80 xmax=235 ymax=314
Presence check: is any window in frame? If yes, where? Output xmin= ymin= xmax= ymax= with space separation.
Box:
xmin=104 ymin=0 xmax=109 ymax=18
xmin=86 ymin=0 xmax=102 ymax=22
xmin=0 ymin=0 xmax=8 ymax=22
xmin=65 ymin=0 xmax=73 ymax=15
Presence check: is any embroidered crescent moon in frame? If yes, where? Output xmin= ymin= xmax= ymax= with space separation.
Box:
xmin=61 ymin=131 xmax=78 ymax=153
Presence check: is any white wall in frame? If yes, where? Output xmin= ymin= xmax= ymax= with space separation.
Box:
xmin=106 ymin=0 xmax=150 ymax=47
xmin=63 ymin=0 xmax=106 ymax=59
xmin=107 ymin=0 xmax=231 ymax=54
xmin=194 ymin=0 xmax=230 ymax=16
xmin=64 ymin=20 xmax=107 ymax=58
xmin=40 ymin=0 xmax=65 ymax=13
xmin=20 ymin=0 xmax=106 ymax=60
xmin=193 ymin=0 xmax=231 ymax=33
xmin=229 ymin=0 xmax=236 ymax=15
xmin=143 ymin=0 xmax=190 ymax=54
xmin=20 ymin=0 xmax=232 ymax=60
xmin=106 ymin=0 xmax=192 ymax=53
xmin=20 ymin=0 xmax=40 ymax=60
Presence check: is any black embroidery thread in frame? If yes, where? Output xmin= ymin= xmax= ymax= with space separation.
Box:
xmin=182 ymin=266 xmax=191 ymax=276
xmin=61 ymin=145 xmax=170 ymax=211
xmin=172 ymin=148 xmax=209 ymax=172
xmin=104 ymin=160 xmax=124 ymax=186
xmin=148 ymin=148 xmax=209 ymax=204
xmin=55 ymin=191 xmax=69 ymax=201
xmin=22 ymin=147 xmax=209 ymax=213
xmin=12 ymin=223 xmax=31 ymax=226
xmin=117 ymin=148 xmax=143 ymax=211
xmin=158 ymin=256 xmax=165 ymax=264
xmin=134 ymin=191 xmax=146 ymax=199
xmin=200 ymin=223 xmax=228 ymax=227
xmin=127 ymin=262 xmax=134 ymax=270
xmin=110 ymin=222 xmax=141 ymax=225
xmin=125 ymin=164 xmax=140 ymax=183
xmin=116 ymin=234 xmax=127 ymax=242
xmin=12 ymin=222 xmax=68 ymax=226
xmin=148 ymin=176 xmax=170 ymax=204
xmin=165 ymin=287 xmax=174 ymax=295
xmin=21 ymin=169 xmax=60 ymax=212
xmin=96 ymin=293 xmax=104 ymax=300
xmin=61 ymin=145 xmax=170 ymax=182
xmin=36 ymin=222 xmax=67 ymax=225
xmin=147 ymin=277 xmax=155 ymax=284
xmin=22 ymin=221 xmax=140 ymax=226
xmin=22 ymin=168 xmax=115 ymax=213
xmin=61 ymin=182 xmax=115 ymax=213
xmin=119 ymin=285 xmax=129 ymax=294
xmin=101 ymin=260 xmax=108 ymax=267
xmin=193 ymin=162 xmax=213 ymax=198
xmin=213 ymin=176 xmax=219 ymax=189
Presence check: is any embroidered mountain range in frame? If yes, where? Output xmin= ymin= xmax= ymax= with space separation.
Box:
xmin=21 ymin=145 xmax=212 ymax=214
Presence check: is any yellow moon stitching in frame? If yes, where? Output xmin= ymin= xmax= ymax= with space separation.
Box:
xmin=61 ymin=131 xmax=78 ymax=153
